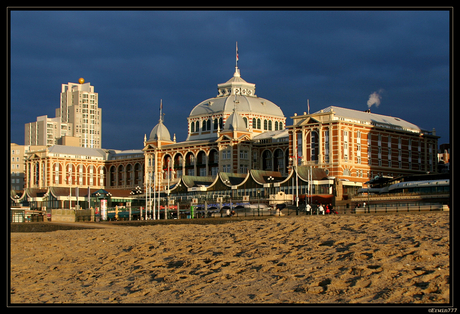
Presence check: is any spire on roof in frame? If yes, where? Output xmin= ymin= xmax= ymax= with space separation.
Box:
xmin=148 ymin=99 xmax=172 ymax=143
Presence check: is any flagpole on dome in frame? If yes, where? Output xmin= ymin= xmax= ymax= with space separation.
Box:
xmin=235 ymin=41 xmax=239 ymax=69
xmin=159 ymin=99 xmax=164 ymax=123
xmin=234 ymin=41 xmax=240 ymax=77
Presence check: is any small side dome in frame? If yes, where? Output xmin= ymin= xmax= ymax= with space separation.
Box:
xmin=224 ymin=110 xmax=247 ymax=132
xmin=149 ymin=121 xmax=171 ymax=142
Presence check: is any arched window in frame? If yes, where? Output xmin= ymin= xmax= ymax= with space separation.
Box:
xmin=174 ymin=154 xmax=183 ymax=178
xmin=126 ymin=164 xmax=132 ymax=186
xmin=274 ymin=149 xmax=284 ymax=173
xmin=163 ymin=155 xmax=172 ymax=180
xmin=262 ymin=150 xmax=272 ymax=170
xmin=275 ymin=121 xmax=279 ymax=131
xmin=268 ymin=120 xmax=272 ymax=131
xmin=88 ymin=165 xmax=94 ymax=186
xmin=197 ymin=151 xmax=207 ymax=176
xmin=67 ymin=164 xmax=75 ymax=185
xmin=311 ymin=130 xmax=319 ymax=161
xmin=257 ymin=118 xmax=261 ymax=129
xmin=78 ymin=164 xmax=85 ymax=186
xmin=191 ymin=121 xmax=195 ymax=133
xmin=53 ymin=163 xmax=62 ymax=185
xmin=209 ymin=149 xmax=219 ymax=177
xmin=202 ymin=119 xmax=207 ymax=131
xmin=252 ymin=118 xmax=256 ymax=129
xmin=243 ymin=117 xmax=248 ymax=128
xmin=214 ymin=118 xmax=218 ymax=130
xmin=134 ymin=163 xmax=142 ymax=184
xmin=118 ymin=165 xmax=124 ymax=186
xmin=109 ymin=166 xmax=116 ymax=187
xmin=206 ymin=119 xmax=211 ymax=131
xmin=185 ymin=152 xmax=195 ymax=176
xmin=100 ymin=166 xmax=106 ymax=187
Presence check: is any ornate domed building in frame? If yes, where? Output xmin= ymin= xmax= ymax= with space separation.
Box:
xmin=143 ymin=65 xmax=290 ymax=188
xmin=186 ymin=67 xmax=286 ymax=141
xmin=20 ymin=55 xmax=439 ymax=214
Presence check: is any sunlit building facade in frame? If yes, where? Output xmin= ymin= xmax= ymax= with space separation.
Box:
xmin=19 ymin=66 xmax=438 ymax=208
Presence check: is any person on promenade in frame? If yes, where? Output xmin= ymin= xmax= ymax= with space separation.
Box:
xmin=329 ymin=203 xmax=335 ymax=214
xmin=318 ymin=204 xmax=324 ymax=215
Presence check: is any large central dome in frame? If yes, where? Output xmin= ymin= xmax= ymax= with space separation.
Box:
xmin=187 ymin=67 xmax=285 ymax=141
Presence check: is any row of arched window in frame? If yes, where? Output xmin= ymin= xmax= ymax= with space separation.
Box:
xmin=189 ymin=116 xmax=285 ymax=133
xmin=46 ymin=162 xmax=144 ymax=188
xmin=252 ymin=118 xmax=284 ymax=131
xmin=261 ymin=148 xmax=289 ymax=173
xmin=190 ymin=118 xmax=224 ymax=133
xmin=108 ymin=164 xmax=144 ymax=187
xmin=152 ymin=148 xmax=289 ymax=177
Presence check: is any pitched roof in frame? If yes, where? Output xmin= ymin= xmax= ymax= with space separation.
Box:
xmin=253 ymin=129 xmax=289 ymax=140
xmin=48 ymin=145 xmax=107 ymax=159
xmin=318 ymin=106 xmax=421 ymax=133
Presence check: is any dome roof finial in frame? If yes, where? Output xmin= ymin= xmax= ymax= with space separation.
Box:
xmin=148 ymin=99 xmax=171 ymax=142
xmin=233 ymin=66 xmax=241 ymax=78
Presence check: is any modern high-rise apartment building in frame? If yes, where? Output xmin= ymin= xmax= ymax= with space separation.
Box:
xmin=24 ymin=79 xmax=102 ymax=148
xmin=24 ymin=115 xmax=73 ymax=147
xmin=59 ymin=80 xmax=102 ymax=148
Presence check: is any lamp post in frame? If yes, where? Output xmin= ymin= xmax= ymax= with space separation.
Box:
xmin=267 ymin=176 xmax=274 ymax=193
xmin=267 ymin=176 xmax=274 ymax=208
xmin=257 ymin=190 xmax=260 ymax=216
xmin=176 ymin=183 xmax=181 ymax=219
xmin=130 ymin=185 xmax=142 ymax=220
xmin=130 ymin=190 xmax=134 ymax=220
xmin=367 ymin=181 xmax=371 ymax=214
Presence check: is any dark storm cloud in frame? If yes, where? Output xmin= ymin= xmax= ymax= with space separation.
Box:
xmin=10 ymin=9 xmax=450 ymax=149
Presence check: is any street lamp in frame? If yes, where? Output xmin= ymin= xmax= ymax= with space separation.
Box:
xmin=257 ymin=190 xmax=260 ymax=216
xmin=130 ymin=186 xmax=142 ymax=220
xmin=224 ymin=179 xmax=232 ymax=216
xmin=267 ymin=176 xmax=274 ymax=198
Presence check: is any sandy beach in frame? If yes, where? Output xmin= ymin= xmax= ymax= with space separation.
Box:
xmin=10 ymin=212 xmax=450 ymax=304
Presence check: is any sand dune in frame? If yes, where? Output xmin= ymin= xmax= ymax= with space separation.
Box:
xmin=10 ymin=212 xmax=450 ymax=304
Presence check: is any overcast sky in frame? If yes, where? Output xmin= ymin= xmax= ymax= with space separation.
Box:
xmin=9 ymin=9 xmax=450 ymax=150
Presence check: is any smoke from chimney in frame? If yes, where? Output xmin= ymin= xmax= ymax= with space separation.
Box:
xmin=367 ymin=89 xmax=384 ymax=109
